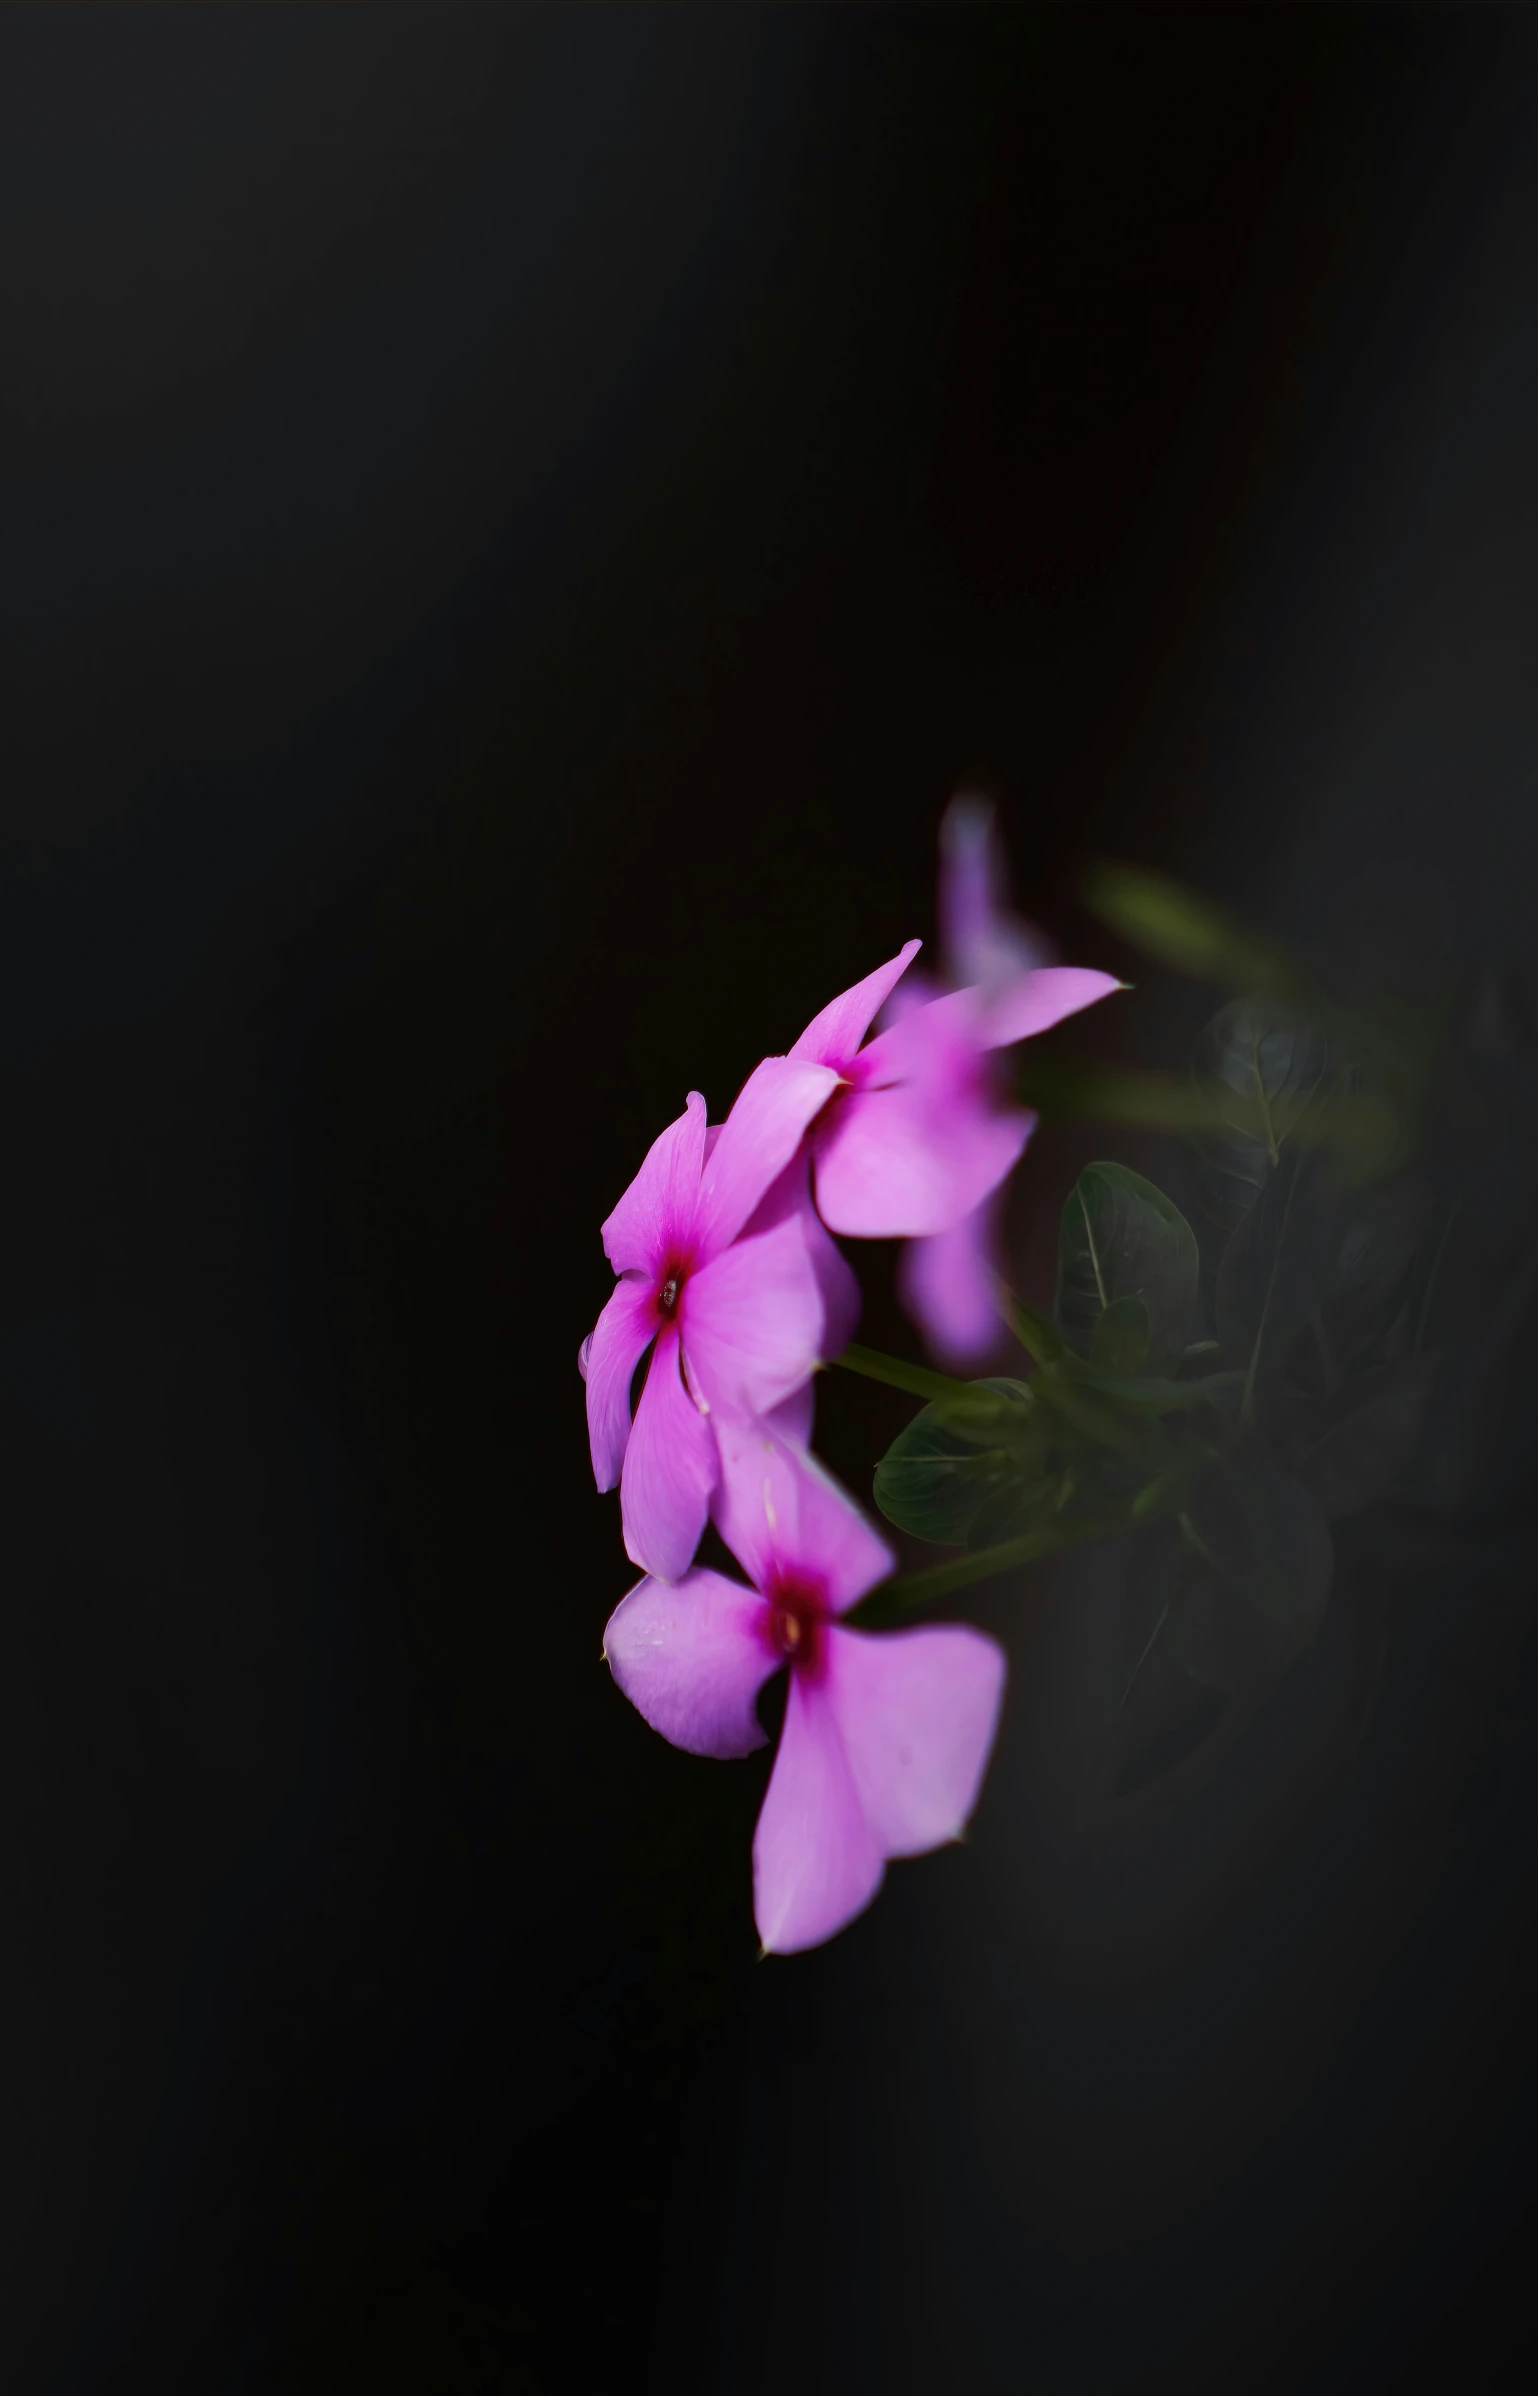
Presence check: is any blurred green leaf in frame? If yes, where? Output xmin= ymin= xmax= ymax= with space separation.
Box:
xmin=1083 ymin=861 xmax=1305 ymax=996
xmin=1287 ymin=1353 xmax=1436 ymax=1520
xmin=1181 ymin=1460 xmax=1333 ymax=1647
xmin=1316 ymin=1173 xmax=1437 ymax=1374
xmin=1055 ymin=1161 xmax=1199 ymax=1370
xmin=1217 ymin=1151 xmax=1439 ymax=1415
xmin=1090 ymin=1294 xmax=1151 ymax=1376
xmin=1106 ymin=1527 xmax=1231 ymax=1792
xmin=1190 ymin=999 xmax=1334 ymax=1231
xmin=1216 ymin=1148 xmax=1324 ymax=1408
xmin=965 ymin=1474 xmax=1064 ymax=1550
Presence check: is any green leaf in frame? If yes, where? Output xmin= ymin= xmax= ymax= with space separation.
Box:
xmin=1217 ymin=1153 xmax=1439 ymax=1413
xmin=872 ymin=1378 xmax=1038 ymax=1546
xmin=1106 ymin=1528 xmax=1231 ymax=1794
xmin=965 ymin=1474 xmax=1066 ymax=1550
xmin=1190 ymin=1000 xmax=1334 ymax=1232
xmin=1134 ymin=1519 xmax=1265 ymax=1698
xmin=1287 ymin=1353 xmax=1436 ymax=1520
xmin=1315 ymin=1173 xmax=1437 ymax=1373
xmin=1180 ymin=1461 xmax=1333 ymax=1648
xmin=1054 ymin=1161 xmax=1200 ymax=1370
xmin=1214 ymin=1146 xmax=1311 ymax=1405
xmin=1090 ymin=1294 xmax=1151 ymax=1377
xmin=1082 ymin=862 xmax=1301 ymax=995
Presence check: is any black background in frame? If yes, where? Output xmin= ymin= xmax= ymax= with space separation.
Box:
xmin=4 ymin=10 xmax=1538 ymax=2392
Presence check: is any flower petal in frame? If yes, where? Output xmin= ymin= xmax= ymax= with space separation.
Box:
xmin=584 ymin=1273 xmax=659 ymax=1490
xmin=979 ymin=965 xmax=1124 ymax=1050
xmin=898 ymin=1189 xmax=1011 ymax=1370
xmin=742 ymin=1153 xmax=862 ymax=1360
xmin=693 ymin=1054 xmax=839 ymax=1260
xmin=826 ymin=1621 xmax=1006 ymax=1856
xmin=682 ymin=1206 xmax=825 ymax=1419
xmin=601 ymin=1092 xmax=707 ymax=1276
xmin=603 ymin=1567 xmax=774 ymax=1758
xmin=765 ymin=1381 xmax=816 ymax=1447
xmin=788 ymin=941 xmax=922 ymax=1071
xmin=807 ymin=1209 xmax=861 ymax=1358
xmin=620 ymin=1325 xmax=719 ymax=1581
xmin=753 ymin=1672 xmax=885 ymax=1954
xmin=813 ymin=1078 xmax=1031 ymax=1238
xmin=713 ymin=1416 xmax=894 ymax=1613
xmin=938 ymin=793 xmax=1053 ymax=993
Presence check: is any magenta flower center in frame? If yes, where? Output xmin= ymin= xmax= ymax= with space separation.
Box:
xmin=762 ymin=1574 xmax=830 ymax=1680
xmin=655 ymin=1256 xmax=690 ymax=1322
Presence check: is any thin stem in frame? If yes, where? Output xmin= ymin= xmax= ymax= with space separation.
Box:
xmin=1177 ymin=1510 xmax=1219 ymax=1570
xmin=992 ymin=1280 xmax=1063 ymax=1365
xmin=849 ymin=1475 xmax=1194 ymax=1619
xmin=831 ymin=1342 xmax=978 ymax=1409
xmin=1077 ymin=1182 xmax=1108 ymax=1310
xmin=1241 ymin=1164 xmax=1299 ymax=1428
xmin=1116 ymin=1599 xmax=1171 ymax=1716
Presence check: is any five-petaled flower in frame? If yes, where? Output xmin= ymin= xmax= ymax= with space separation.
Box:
xmin=582 ymin=1057 xmax=849 ymax=1583
xmin=603 ymin=1420 xmax=1006 ymax=1953
xmin=890 ymin=798 xmax=1127 ymax=1363
xmin=784 ymin=935 xmax=1123 ymax=1266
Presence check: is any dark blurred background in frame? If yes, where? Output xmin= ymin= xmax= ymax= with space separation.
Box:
xmin=3 ymin=9 xmax=1537 ymax=2391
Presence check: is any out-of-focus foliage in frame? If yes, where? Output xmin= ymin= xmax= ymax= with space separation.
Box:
xmin=869 ymin=866 xmax=1472 ymax=1810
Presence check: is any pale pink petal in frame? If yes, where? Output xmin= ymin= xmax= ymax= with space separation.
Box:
xmin=743 ymin=1153 xmax=862 ymax=1360
xmin=765 ymin=1381 xmax=816 ymax=1447
xmin=862 ymin=981 xmax=984 ymax=1065
xmin=583 ymin=1274 xmax=659 ymax=1490
xmin=898 ymin=1188 xmax=1012 ymax=1369
xmin=938 ymin=794 xmax=1053 ymax=993
xmin=788 ymin=941 xmax=922 ymax=1070
xmin=875 ymin=963 xmax=943 ymax=1033
xmin=693 ymin=1054 xmax=839 ymax=1261
xmin=620 ymin=1324 xmax=719 ymax=1582
xmin=603 ymin=1567 xmax=774 ymax=1758
xmin=713 ymin=1417 xmax=894 ymax=1612
xmin=681 ymin=1207 xmax=824 ymax=1419
xmin=826 ymin=1622 xmax=1006 ymax=1856
xmin=813 ymin=1077 xmax=1031 ymax=1238
xmin=753 ymin=1672 xmax=886 ymax=1954
xmin=809 ymin=1211 xmax=862 ymax=1357
xmin=979 ymin=965 xmax=1125 ymax=1050
xmin=600 ymin=1092 xmax=708 ymax=1276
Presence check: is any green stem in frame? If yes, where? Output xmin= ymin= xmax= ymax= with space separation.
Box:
xmin=849 ymin=1476 xmax=1196 ymax=1620
xmin=994 ymin=1285 xmax=1063 ymax=1365
xmin=831 ymin=1342 xmax=979 ymax=1409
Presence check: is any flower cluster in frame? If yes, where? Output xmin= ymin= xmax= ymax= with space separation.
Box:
xmin=580 ymin=800 xmax=1121 ymax=1952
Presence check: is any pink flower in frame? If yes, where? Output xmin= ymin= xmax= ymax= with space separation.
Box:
xmin=893 ymin=798 xmax=1126 ymax=1365
xmin=938 ymin=791 xmax=1053 ymax=995
xmin=789 ymin=936 xmax=1120 ymax=1254
xmin=898 ymin=1182 xmax=1010 ymax=1371
xmin=603 ymin=1421 xmax=1007 ymax=1954
xmin=583 ymin=1056 xmax=847 ymax=1583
